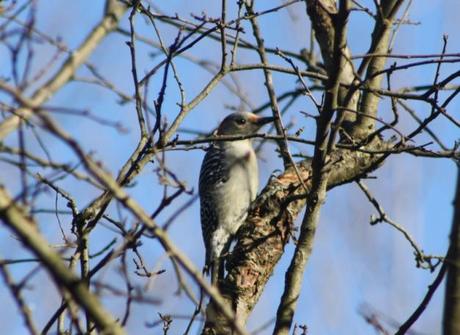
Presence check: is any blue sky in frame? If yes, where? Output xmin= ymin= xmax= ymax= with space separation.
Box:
xmin=0 ymin=1 xmax=459 ymax=334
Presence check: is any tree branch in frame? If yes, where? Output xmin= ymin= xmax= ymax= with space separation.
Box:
xmin=0 ymin=186 xmax=125 ymax=335
xmin=0 ymin=0 xmax=128 ymax=139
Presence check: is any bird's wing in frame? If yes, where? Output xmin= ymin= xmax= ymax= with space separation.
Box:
xmin=198 ymin=145 xmax=230 ymax=268
xmin=199 ymin=192 xmax=217 ymax=270
xmin=199 ymin=145 xmax=230 ymax=189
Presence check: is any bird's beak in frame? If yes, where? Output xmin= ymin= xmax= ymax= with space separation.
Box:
xmin=252 ymin=115 xmax=275 ymax=126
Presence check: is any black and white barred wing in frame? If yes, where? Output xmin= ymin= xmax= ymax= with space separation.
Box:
xmin=198 ymin=145 xmax=229 ymax=270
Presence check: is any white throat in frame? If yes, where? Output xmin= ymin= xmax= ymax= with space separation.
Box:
xmin=220 ymin=139 xmax=253 ymax=158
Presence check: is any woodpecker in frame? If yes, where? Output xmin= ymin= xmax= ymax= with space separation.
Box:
xmin=199 ymin=112 xmax=274 ymax=285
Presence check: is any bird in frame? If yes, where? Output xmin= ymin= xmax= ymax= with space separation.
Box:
xmin=199 ymin=111 xmax=274 ymax=285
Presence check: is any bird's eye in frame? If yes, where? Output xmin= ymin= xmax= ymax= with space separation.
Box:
xmin=236 ymin=118 xmax=246 ymax=125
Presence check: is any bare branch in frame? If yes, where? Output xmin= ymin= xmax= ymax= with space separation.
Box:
xmin=0 ymin=186 xmax=126 ymax=335
xmin=0 ymin=0 xmax=128 ymax=139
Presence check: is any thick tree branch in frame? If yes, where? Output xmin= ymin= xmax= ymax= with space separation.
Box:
xmin=354 ymin=0 xmax=404 ymax=136
xmin=306 ymin=0 xmax=360 ymax=127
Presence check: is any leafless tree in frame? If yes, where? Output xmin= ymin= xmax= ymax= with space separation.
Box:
xmin=0 ymin=1 xmax=459 ymax=334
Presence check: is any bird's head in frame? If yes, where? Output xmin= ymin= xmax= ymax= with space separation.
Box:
xmin=216 ymin=112 xmax=274 ymax=136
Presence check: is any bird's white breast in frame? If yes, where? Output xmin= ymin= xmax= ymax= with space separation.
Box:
xmin=215 ymin=140 xmax=258 ymax=234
